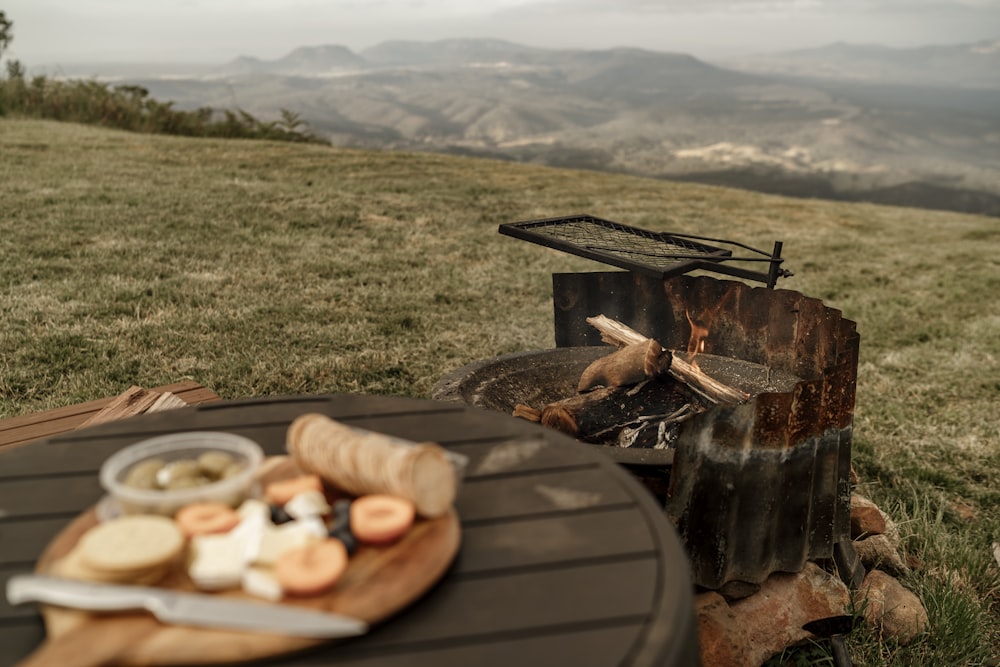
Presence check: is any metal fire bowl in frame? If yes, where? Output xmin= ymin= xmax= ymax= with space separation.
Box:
xmin=433 ymin=346 xmax=661 ymax=464
xmin=432 ymin=346 xmax=801 ymax=466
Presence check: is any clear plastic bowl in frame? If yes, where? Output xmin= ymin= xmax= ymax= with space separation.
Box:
xmin=99 ymin=431 xmax=264 ymax=517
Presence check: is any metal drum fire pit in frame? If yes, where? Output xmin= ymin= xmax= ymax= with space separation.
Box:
xmin=433 ymin=221 xmax=859 ymax=591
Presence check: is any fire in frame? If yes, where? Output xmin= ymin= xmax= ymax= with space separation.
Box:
xmin=685 ymin=286 xmax=737 ymax=368
xmin=686 ymin=310 xmax=709 ymax=369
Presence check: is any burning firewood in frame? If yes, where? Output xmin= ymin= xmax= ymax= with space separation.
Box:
xmin=510 ymin=315 xmax=747 ymax=446
xmin=522 ymin=380 xmax=701 ymax=444
xmin=577 ymin=339 xmax=671 ymax=392
xmin=585 ymin=315 xmax=749 ymax=405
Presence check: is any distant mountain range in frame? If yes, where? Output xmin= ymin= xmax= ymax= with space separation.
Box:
xmin=34 ymin=38 xmax=1000 ymax=216
xmin=723 ymin=39 xmax=1000 ymax=89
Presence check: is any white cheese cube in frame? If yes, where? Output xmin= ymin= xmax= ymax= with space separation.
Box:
xmin=230 ymin=511 xmax=267 ymax=564
xmin=242 ymin=566 xmax=284 ymax=601
xmin=284 ymin=490 xmax=330 ymax=520
xmin=188 ymin=533 xmax=245 ymax=591
xmin=237 ymin=498 xmax=272 ymax=523
xmin=253 ymin=520 xmax=323 ymax=566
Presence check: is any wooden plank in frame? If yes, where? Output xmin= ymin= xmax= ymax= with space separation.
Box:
xmin=323 ymin=557 xmax=658 ymax=648
xmin=0 ymin=397 xmax=124 ymax=433
xmin=76 ymin=386 xmax=161 ymax=429
xmin=0 ymin=464 xmax=630 ymax=525
xmin=0 ymin=507 xmax=655 ymax=589
xmin=0 ymin=381 xmax=221 ymax=450
xmin=457 ymin=467 xmax=634 ymax=522
xmin=452 ymin=507 xmax=654 ymax=575
xmin=0 ymin=618 xmax=648 ymax=667
xmin=287 ymin=623 xmax=645 ymax=667
xmin=0 ymin=518 xmax=75 ymax=567
xmin=449 ymin=437 xmax=605 ymax=480
xmin=22 ymin=397 xmax=466 ymax=450
xmin=9 ymin=558 xmax=651 ymax=662
xmin=0 ymin=427 xmax=596 ymax=482
xmin=0 ymin=426 xmax=289 ymax=480
xmin=147 ymin=392 xmax=188 ymax=412
xmin=3 ymin=393 xmax=556 ymax=453
xmin=0 ymin=381 xmax=216 ymax=432
xmin=0 ymin=624 xmax=46 ymax=667
xmin=0 ymin=476 xmax=103 ymax=521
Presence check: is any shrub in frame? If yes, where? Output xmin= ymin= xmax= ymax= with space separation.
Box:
xmin=0 ymin=69 xmax=325 ymax=144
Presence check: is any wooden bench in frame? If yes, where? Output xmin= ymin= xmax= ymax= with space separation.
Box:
xmin=0 ymin=380 xmax=222 ymax=450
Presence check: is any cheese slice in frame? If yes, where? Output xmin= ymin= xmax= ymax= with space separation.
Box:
xmin=242 ymin=566 xmax=284 ymax=601
xmin=188 ymin=532 xmax=246 ymax=591
xmin=253 ymin=519 xmax=324 ymax=567
xmin=284 ymin=490 xmax=331 ymax=520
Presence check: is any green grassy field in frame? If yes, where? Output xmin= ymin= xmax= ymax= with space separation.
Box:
xmin=2 ymin=118 xmax=998 ymax=665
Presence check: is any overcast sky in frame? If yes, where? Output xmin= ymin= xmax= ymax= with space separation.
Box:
xmin=3 ymin=0 xmax=999 ymax=65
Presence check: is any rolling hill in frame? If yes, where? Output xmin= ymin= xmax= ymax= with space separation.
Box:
xmin=31 ymin=38 xmax=1000 ymax=216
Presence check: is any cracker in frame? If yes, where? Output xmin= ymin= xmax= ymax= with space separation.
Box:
xmin=286 ymin=413 xmax=456 ymax=518
xmin=78 ymin=515 xmax=185 ymax=575
xmin=55 ymin=547 xmax=172 ymax=586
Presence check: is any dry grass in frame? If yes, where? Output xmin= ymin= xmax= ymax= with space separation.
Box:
xmin=2 ymin=119 xmax=999 ymax=664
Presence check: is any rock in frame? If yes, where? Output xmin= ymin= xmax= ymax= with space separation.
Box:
xmin=695 ymin=563 xmax=851 ymax=666
xmin=860 ymin=570 xmax=929 ymax=644
xmin=851 ymin=494 xmax=887 ymax=538
xmin=695 ymin=592 xmax=750 ymax=666
xmin=851 ymin=493 xmax=902 ymax=547
xmin=855 ymin=534 xmax=909 ymax=577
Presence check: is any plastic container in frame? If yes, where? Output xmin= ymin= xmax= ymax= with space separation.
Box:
xmin=99 ymin=431 xmax=264 ymax=517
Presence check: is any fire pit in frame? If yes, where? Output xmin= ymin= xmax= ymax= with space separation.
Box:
xmin=433 ymin=218 xmax=859 ymax=591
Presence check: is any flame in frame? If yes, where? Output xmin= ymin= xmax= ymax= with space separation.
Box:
xmin=683 ymin=285 xmax=737 ymax=369
xmin=686 ymin=310 xmax=709 ymax=369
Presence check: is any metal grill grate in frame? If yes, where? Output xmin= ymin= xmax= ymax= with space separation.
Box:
xmin=499 ymin=214 xmax=791 ymax=287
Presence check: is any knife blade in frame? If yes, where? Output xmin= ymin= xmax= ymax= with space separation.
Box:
xmin=6 ymin=574 xmax=368 ymax=639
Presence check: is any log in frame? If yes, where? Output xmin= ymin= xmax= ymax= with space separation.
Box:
xmin=77 ymin=386 xmax=157 ymax=428
xmin=538 ymin=380 xmax=699 ymax=442
xmin=577 ymin=339 xmax=671 ymax=392
xmin=512 ymin=404 xmax=541 ymax=422
xmin=585 ymin=315 xmax=750 ymax=405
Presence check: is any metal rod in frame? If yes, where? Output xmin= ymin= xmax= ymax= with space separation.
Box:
xmin=767 ymin=241 xmax=784 ymax=289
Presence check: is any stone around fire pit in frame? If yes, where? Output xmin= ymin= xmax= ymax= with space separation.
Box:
xmin=695 ymin=562 xmax=852 ymax=667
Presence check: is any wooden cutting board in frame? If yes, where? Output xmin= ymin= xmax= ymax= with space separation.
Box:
xmin=19 ymin=456 xmax=461 ymax=667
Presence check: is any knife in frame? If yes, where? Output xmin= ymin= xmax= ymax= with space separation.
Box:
xmin=6 ymin=574 xmax=369 ymax=639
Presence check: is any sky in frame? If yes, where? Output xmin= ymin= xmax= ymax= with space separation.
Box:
xmin=2 ymin=0 xmax=999 ymax=66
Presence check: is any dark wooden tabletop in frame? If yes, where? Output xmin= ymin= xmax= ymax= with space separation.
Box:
xmin=0 ymin=394 xmax=699 ymax=667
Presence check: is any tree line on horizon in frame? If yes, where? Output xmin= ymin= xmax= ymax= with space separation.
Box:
xmin=0 ymin=11 xmax=326 ymax=144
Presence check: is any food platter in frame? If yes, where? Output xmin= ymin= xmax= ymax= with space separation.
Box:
xmin=21 ymin=455 xmax=461 ymax=667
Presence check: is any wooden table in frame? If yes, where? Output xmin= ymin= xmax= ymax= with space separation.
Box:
xmin=0 ymin=394 xmax=700 ymax=666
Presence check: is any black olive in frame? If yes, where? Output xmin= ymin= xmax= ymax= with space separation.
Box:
xmin=269 ymin=504 xmax=292 ymax=525
xmin=329 ymin=498 xmax=352 ymax=533
xmin=330 ymin=527 xmax=357 ymax=555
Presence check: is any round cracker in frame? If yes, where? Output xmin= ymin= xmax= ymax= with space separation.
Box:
xmin=78 ymin=515 xmax=185 ymax=575
xmin=56 ymin=546 xmax=173 ymax=586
